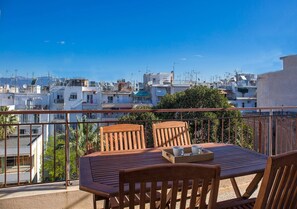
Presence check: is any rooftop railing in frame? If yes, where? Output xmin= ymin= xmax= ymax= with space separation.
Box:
xmin=0 ymin=106 xmax=297 ymax=188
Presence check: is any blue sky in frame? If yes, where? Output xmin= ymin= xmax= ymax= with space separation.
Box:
xmin=0 ymin=0 xmax=296 ymax=82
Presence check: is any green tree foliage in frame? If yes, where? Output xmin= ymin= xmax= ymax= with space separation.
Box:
xmin=119 ymin=106 xmax=158 ymax=147
xmin=43 ymin=135 xmax=77 ymax=181
xmin=43 ymin=116 xmax=99 ymax=181
xmin=0 ymin=106 xmax=18 ymax=140
xmin=156 ymin=86 xmax=247 ymax=145
xmin=157 ymin=86 xmax=230 ymax=109
xmin=70 ymin=115 xmax=99 ymax=156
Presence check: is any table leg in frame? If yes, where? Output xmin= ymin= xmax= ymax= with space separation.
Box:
xmin=230 ymin=177 xmax=242 ymax=198
xmin=242 ymin=172 xmax=264 ymax=198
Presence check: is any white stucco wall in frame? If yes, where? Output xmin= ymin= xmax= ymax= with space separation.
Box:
xmin=257 ymin=55 xmax=297 ymax=107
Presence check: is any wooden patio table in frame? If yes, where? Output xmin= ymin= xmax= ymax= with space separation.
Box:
xmin=79 ymin=143 xmax=268 ymax=208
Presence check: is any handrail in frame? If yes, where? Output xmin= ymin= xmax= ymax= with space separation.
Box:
xmin=0 ymin=106 xmax=296 ymax=115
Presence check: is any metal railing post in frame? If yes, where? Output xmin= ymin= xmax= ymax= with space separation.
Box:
xmin=65 ymin=113 xmax=70 ymax=188
xmin=4 ymin=126 xmax=7 ymax=187
xmin=194 ymin=119 xmax=197 ymax=143
xmin=268 ymin=109 xmax=273 ymax=156
xmin=17 ymin=125 xmax=20 ymax=185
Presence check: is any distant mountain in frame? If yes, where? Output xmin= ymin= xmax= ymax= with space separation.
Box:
xmin=0 ymin=76 xmax=62 ymax=87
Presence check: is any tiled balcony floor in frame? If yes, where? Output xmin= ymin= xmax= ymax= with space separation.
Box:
xmin=0 ymin=175 xmax=259 ymax=209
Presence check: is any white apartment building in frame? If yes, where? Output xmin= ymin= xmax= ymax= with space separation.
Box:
xmin=148 ymin=84 xmax=191 ymax=106
xmin=149 ymin=84 xmax=171 ymax=106
xmin=257 ymin=55 xmax=297 ymax=108
xmin=170 ymin=84 xmax=192 ymax=95
xmin=144 ymin=72 xmax=193 ymax=106
xmin=0 ymin=86 xmax=50 ymax=141
xmin=0 ymin=83 xmax=50 ymax=185
xmin=230 ymin=84 xmax=257 ymax=108
xmin=218 ymin=73 xmax=257 ymax=108
xmin=0 ymin=134 xmax=43 ymax=185
xmin=50 ymin=78 xmax=101 ymax=123
xmin=143 ymin=72 xmax=174 ymax=86
xmin=101 ymin=91 xmax=133 ymax=122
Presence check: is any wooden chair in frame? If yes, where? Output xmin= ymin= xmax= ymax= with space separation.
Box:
xmin=152 ymin=121 xmax=191 ymax=147
xmin=217 ymin=150 xmax=297 ymax=209
xmin=116 ymin=163 xmax=220 ymax=209
xmin=100 ymin=124 xmax=146 ymax=152
xmin=94 ymin=124 xmax=146 ymax=209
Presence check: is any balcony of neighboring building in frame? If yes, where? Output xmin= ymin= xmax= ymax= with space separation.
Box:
xmin=53 ymin=98 xmax=64 ymax=104
xmin=24 ymin=104 xmax=48 ymax=110
xmin=82 ymin=93 xmax=100 ymax=110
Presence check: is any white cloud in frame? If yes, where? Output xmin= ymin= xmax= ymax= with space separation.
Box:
xmin=43 ymin=40 xmax=50 ymax=43
xmin=194 ymin=54 xmax=203 ymax=58
xmin=57 ymin=41 xmax=65 ymax=45
xmin=180 ymin=57 xmax=187 ymax=61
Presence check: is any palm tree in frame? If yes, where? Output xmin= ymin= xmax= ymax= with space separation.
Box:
xmin=43 ymin=115 xmax=100 ymax=181
xmin=0 ymin=106 xmax=18 ymax=140
xmin=70 ymin=115 xmax=99 ymax=156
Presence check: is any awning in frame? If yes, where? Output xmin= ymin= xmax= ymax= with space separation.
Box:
xmin=133 ymin=90 xmax=150 ymax=97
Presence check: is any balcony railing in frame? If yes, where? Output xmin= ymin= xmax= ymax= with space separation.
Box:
xmin=0 ymin=106 xmax=297 ymax=188
xmin=53 ymin=99 xmax=64 ymax=104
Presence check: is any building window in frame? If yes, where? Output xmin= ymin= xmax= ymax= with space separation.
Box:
xmin=31 ymin=155 xmax=35 ymax=168
xmin=69 ymin=93 xmax=77 ymax=100
xmin=107 ymin=96 xmax=113 ymax=103
xmin=55 ymin=114 xmax=65 ymax=120
xmin=20 ymin=129 xmax=26 ymax=134
xmin=22 ymin=114 xmax=29 ymax=123
xmin=242 ymin=102 xmax=245 ymax=108
xmin=83 ymin=113 xmax=95 ymax=119
xmin=34 ymin=114 xmax=40 ymax=123
xmin=7 ymin=156 xmax=31 ymax=167
xmin=87 ymin=94 xmax=93 ymax=103
xmin=32 ymin=129 xmax=38 ymax=134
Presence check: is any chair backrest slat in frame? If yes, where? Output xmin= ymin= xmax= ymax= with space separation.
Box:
xmin=189 ymin=179 xmax=199 ymax=209
xmin=150 ymin=182 xmax=157 ymax=209
xmin=283 ymin=167 xmax=297 ymax=208
xmin=119 ymin=163 xmax=220 ymax=209
xmin=153 ymin=121 xmax=191 ymax=147
xmin=170 ymin=180 xmax=179 ymax=209
xmin=180 ymin=179 xmax=189 ymax=209
xmin=100 ymin=124 xmax=146 ymax=152
xmin=140 ymin=182 xmax=146 ymax=209
xmin=254 ymin=150 xmax=297 ymax=209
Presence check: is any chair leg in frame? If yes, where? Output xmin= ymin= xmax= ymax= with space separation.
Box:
xmin=93 ymin=194 xmax=110 ymax=209
xmin=104 ymin=198 xmax=110 ymax=209
xmin=243 ymin=172 xmax=263 ymax=198
xmin=93 ymin=194 xmax=97 ymax=209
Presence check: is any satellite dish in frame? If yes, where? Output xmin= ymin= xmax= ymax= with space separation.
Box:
xmin=23 ymin=84 xmax=27 ymax=89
